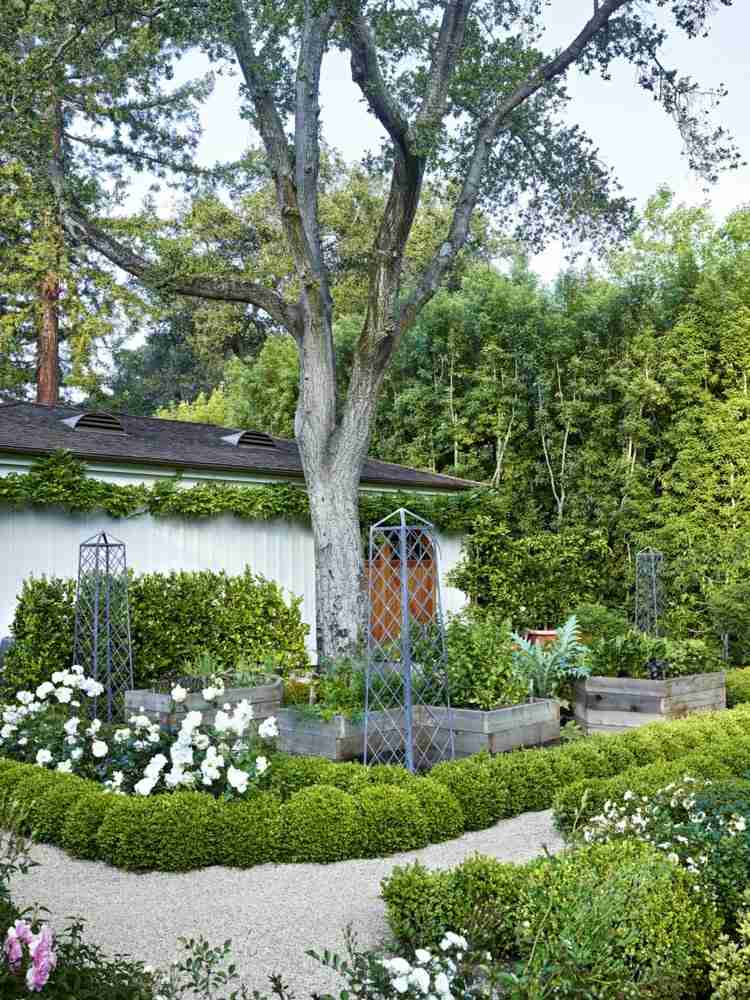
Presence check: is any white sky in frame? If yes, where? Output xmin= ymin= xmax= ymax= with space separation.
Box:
xmin=138 ymin=0 xmax=750 ymax=283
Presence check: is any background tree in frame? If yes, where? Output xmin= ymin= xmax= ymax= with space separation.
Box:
xmin=1 ymin=0 xmax=739 ymax=654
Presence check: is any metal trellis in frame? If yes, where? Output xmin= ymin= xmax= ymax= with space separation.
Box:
xmin=634 ymin=547 xmax=664 ymax=636
xmin=364 ymin=508 xmax=454 ymax=772
xmin=73 ymin=532 xmax=134 ymax=721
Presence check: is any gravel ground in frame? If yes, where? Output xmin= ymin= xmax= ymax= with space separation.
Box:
xmin=9 ymin=809 xmax=562 ymax=996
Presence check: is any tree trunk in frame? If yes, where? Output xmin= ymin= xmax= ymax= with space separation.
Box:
xmin=307 ymin=468 xmax=365 ymax=660
xmin=37 ymin=273 xmax=60 ymax=405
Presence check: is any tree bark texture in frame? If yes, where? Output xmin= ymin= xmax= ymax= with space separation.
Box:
xmin=36 ymin=273 xmax=60 ymax=405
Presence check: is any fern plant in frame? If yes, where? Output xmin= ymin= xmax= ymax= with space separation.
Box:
xmin=510 ymin=615 xmax=590 ymax=700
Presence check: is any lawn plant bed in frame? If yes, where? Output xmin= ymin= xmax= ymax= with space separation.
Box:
xmin=575 ymin=672 xmax=726 ymax=734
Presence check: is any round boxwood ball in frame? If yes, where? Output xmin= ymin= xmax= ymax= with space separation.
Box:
xmin=356 ymin=785 xmax=430 ymax=857
xmin=410 ymin=777 xmax=464 ymax=842
xmin=280 ymin=785 xmax=360 ymax=863
xmin=61 ymin=789 xmax=118 ymax=860
xmin=28 ymin=773 xmax=92 ymax=844
xmin=216 ymin=791 xmax=283 ymax=868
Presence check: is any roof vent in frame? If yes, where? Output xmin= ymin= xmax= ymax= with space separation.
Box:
xmin=61 ymin=411 xmax=125 ymax=434
xmin=221 ymin=429 xmax=275 ymax=449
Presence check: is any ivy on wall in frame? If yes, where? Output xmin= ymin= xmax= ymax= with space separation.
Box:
xmin=0 ymin=451 xmax=497 ymax=533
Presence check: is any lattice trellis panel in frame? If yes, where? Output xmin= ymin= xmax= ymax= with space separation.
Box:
xmin=364 ymin=508 xmax=454 ymax=772
xmin=635 ymin=548 xmax=664 ymax=636
xmin=73 ymin=532 xmax=134 ymax=721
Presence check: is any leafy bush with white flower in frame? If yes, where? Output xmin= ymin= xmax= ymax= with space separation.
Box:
xmin=579 ymin=775 xmax=750 ymax=929
xmin=0 ymin=669 xmax=277 ymax=803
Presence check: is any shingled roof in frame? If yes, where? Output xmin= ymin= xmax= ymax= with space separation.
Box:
xmin=0 ymin=403 xmax=475 ymax=492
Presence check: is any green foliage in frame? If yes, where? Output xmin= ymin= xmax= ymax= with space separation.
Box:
xmin=356 ymin=786 xmax=429 ymax=857
xmin=383 ymin=855 xmax=528 ymax=957
xmin=215 ymin=792 xmax=283 ymax=868
xmin=727 ymin=667 xmax=750 ymax=708
xmin=409 ymin=777 xmax=464 ymax=842
xmin=430 ymin=755 xmax=509 ymax=830
xmin=3 ymin=576 xmax=77 ymax=692
xmin=514 ymin=840 xmax=720 ymax=1000
xmin=445 ymin=609 xmax=525 ymax=710
xmin=60 ymin=791 xmax=121 ymax=860
xmin=96 ymin=792 xmax=222 ymax=871
xmin=280 ymin=786 xmax=360 ymax=863
xmin=710 ymin=892 xmax=750 ymax=1000
xmin=572 ymin=603 xmax=630 ymax=642
xmin=25 ymin=774 xmax=92 ymax=843
xmin=267 ymin=754 xmax=333 ymax=800
xmin=3 ymin=566 xmax=309 ymax=693
xmin=510 ymin=616 xmax=589 ymax=699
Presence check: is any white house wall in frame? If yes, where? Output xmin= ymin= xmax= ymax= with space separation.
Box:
xmin=0 ymin=505 xmax=467 ymax=657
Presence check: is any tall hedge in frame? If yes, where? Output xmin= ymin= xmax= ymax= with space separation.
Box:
xmin=2 ymin=568 xmax=309 ymax=693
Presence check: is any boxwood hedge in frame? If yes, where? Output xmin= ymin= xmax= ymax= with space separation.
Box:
xmin=2 ymin=703 xmax=750 ymax=872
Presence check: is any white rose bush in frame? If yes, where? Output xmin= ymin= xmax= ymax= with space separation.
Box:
xmin=0 ymin=667 xmax=278 ymax=802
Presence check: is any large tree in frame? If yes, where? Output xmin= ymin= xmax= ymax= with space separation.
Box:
xmin=1 ymin=0 xmax=739 ymax=654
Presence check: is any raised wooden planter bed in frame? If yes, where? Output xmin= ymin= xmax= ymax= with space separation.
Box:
xmin=574 ymin=672 xmax=726 ymax=734
xmin=275 ymin=708 xmax=365 ymax=761
xmin=427 ymin=700 xmax=560 ymax=757
xmin=125 ymin=675 xmax=283 ymax=729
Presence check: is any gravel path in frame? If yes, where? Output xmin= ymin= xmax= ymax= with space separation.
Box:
xmin=10 ymin=809 xmax=562 ymax=995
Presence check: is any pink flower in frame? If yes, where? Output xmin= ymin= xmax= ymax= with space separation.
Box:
xmin=26 ymin=925 xmax=56 ymax=992
xmin=4 ymin=920 xmax=33 ymax=971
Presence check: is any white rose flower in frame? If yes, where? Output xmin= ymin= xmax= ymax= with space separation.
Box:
xmin=81 ymin=678 xmax=104 ymax=698
xmin=255 ymin=755 xmax=269 ymax=776
xmin=381 ymin=958 xmax=412 ymax=976
xmin=182 ymin=711 xmax=202 ymax=731
xmin=391 ymin=977 xmax=409 ymax=995
xmin=91 ymin=740 xmax=108 ymax=758
xmin=193 ymin=733 xmax=210 ymax=751
xmin=165 ymin=766 xmax=184 ymax=788
xmin=36 ymin=749 xmax=52 ymax=765
xmin=1 ymin=724 xmax=16 ymax=739
xmin=202 ymin=686 xmax=219 ymax=702
xmin=71 ymin=748 xmax=83 ymax=761
xmin=36 ymin=682 xmax=55 ymax=700
xmin=134 ymin=776 xmax=157 ymax=796
xmin=114 ymin=728 xmax=132 ymax=744
xmin=146 ymin=753 xmax=168 ymax=773
xmin=213 ymin=711 xmax=230 ymax=734
xmin=86 ymin=719 xmax=102 ymax=736
xmin=440 ymin=932 xmax=467 ymax=952
xmin=414 ymin=949 xmax=431 ymax=965
xmin=71 ymin=665 xmax=84 ymax=675
xmin=408 ymin=968 xmax=431 ymax=995
xmin=56 ymin=760 xmax=73 ymax=774
xmin=64 ymin=717 xmax=80 ymax=736
xmin=226 ymin=765 xmax=250 ymax=794
xmin=17 ymin=691 xmax=34 ymax=706
xmin=171 ymin=684 xmax=188 ymax=704
xmin=55 ymin=687 xmax=73 ymax=704
xmin=51 ymin=672 xmax=64 ymax=685
xmin=170 ymin=745 xmax=194 ymax=767
xmin=434 ymin=972 xmax=452 ymax=996
xmin=258 ymin=717 xmax=279 ymax=740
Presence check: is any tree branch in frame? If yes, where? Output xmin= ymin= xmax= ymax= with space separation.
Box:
xmin=400 ymin=0 xmax=632 ymax=334
xmin=46 ymin=149 xmax=301 ymax=333
xmin=336 ymin=0 xmax=412 ymax=159
xmin=416 ymin=0 xmax=474 ymax=131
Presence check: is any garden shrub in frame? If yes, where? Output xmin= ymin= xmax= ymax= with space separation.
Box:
xmin=489 ymin=750 xmax=555 ymax=814
xmin=26 ymin=773 xmax=92 ymax=844
xmin=410 ymin=777 xmax=464 ymax=842
xmin=445 ymin=608 xmax=525 ymax=710
xmin=267 ymin=754 xmax=333 ymax=799
xmin=9 ymin=768 xmax=62 ymax=832
xmin=60 ymin=788 xmax=117 ymax=859
xmin=518 ymin=840 xmax=721 ymax=1000
xmin=216 ymin=792 xmax=283 ymax=868
xmin=356 ymin=786 xmax=429 ymax=857
xmin=430 ymin=755 xmax=509 ymax=829
xmin=727 ymin=667 xmax=750 ymax=708
xmin=382 ymin=855 xmax=529 ymax=957
xmin=0 ymin=759 xmax=32 ymax=801
xmin=96 ymin=792 xmax=222 ymax=871
xmin=2 ymin=568 xmax=309 ymax=694
xmin=316 ymin=760 xmax=373 ymax=795
xmin=280 ymin=785 xmax=360 ymax=863
xmin=367 ymin=764 xmax=419 ymax=788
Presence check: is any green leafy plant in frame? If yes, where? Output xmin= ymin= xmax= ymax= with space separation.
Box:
xmin=445 ymin=609 xmax=526 ymax=710
xmin=510 ymin=616 xmax=589 ymax=700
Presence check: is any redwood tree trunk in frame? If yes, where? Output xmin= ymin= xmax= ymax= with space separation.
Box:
xmin=37 ymin=273 xmax=60 ymax=405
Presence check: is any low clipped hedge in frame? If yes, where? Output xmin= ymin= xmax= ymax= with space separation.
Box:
xmin=3 ymin=703 xmax=750 ymax=872
xmin=552 ymin=734 xmax=750 ymax=832
xmin=727 ymin=666 xmax=750 ymax=707
xmin=382 ymin=840 xmax=721 ymax=1000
